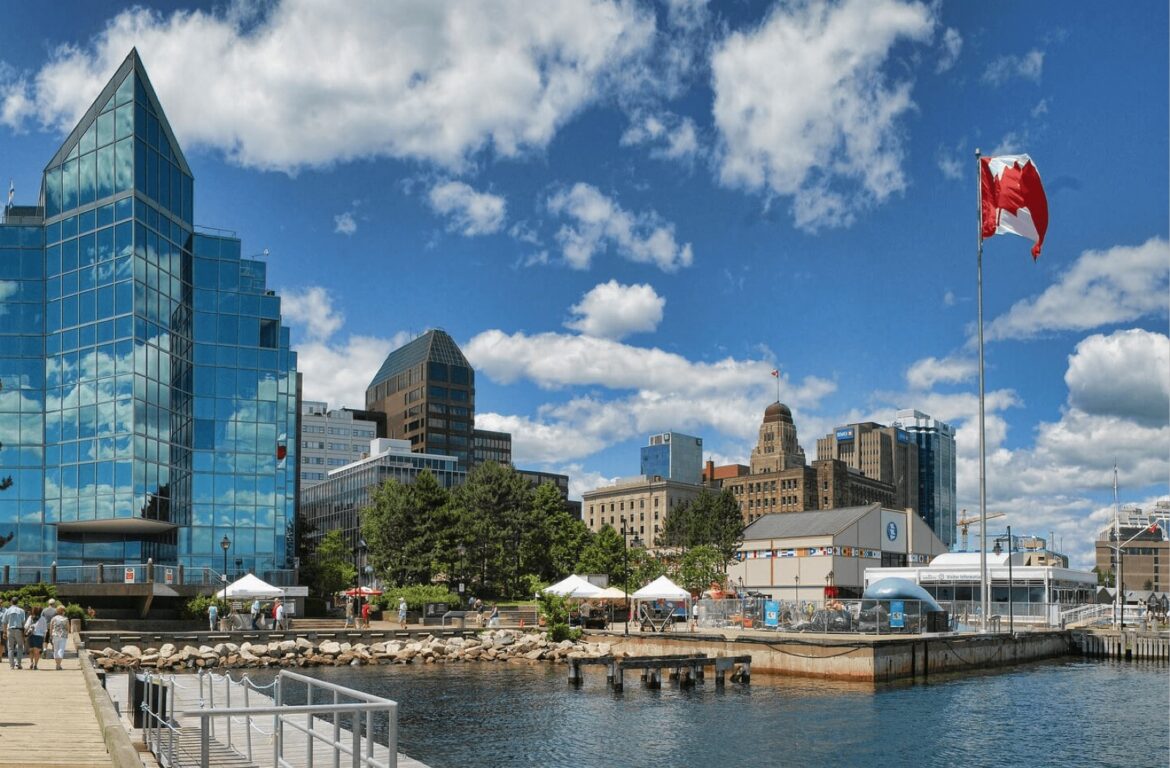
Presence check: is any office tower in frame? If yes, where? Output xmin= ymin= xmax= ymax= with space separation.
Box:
xmin=893 ymin=409 xmax=957 ymax=548
xmin=640 ymin=431 xmax=703 ymax=484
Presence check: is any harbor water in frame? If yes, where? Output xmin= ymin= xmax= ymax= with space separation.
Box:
xmin=267 ymin=657 xmax=1168 ymax=768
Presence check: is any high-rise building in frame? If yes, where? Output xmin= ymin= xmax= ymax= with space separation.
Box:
xmin=640 ymin=431 xmax=703 ymax=484
xmin=298 ymin=401 xmax=380 ymax=488
xmin=472 ymin=428 xmax=512 ymax=467
xmin=365 ymin=329 xmax=475 ymax=468
xmin=749 ymin=402 xmax=806 ymax=474
xmin=893 ymin=409 xmax=957 ymax=548
xmin=0 ymin=51 xmax=299 ymax=582
xmin=815 ymin=421 xmax=918 ymax=514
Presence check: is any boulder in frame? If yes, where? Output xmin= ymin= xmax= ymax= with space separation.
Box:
xmin=120 ymin=645 xmax=142 ymax=659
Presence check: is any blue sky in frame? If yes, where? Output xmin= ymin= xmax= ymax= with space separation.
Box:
xmin=1 ymin=1 xmax=1166 ymax=569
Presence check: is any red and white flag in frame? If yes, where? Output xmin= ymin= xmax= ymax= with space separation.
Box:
xmin=981 ymin=154 xmax=1049 ymax=259
xmin=770 ymin=369 xmax=779 ymax=378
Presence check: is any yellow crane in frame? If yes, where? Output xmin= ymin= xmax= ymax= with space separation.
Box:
xmin=957 ymin=508 xmax=1006 ymax=551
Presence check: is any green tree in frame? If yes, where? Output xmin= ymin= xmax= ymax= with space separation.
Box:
xmin=451 ymin=462 xmax=533 ymax=598
xmin=576 ymin=525 xmax=627 ymax=588
xmin=677 ymin=545 xmax=725 ymax=595
xmin=629 ymin=546 xmax=668 ymax=590
xmin=312 ymin=530 xmax=357 ymax=598
xmin=657 ymin=488 xmax=743 ymax=568
xmin=361 ymin=470 xmax=451 ymax=587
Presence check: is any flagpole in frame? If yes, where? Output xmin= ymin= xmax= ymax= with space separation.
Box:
xmin=976 ymin=148 xmax=989 ymax=633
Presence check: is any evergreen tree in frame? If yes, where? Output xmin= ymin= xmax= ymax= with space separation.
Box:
xmin=450 ymin=462 xmax=533 ymax=598
xmin=313 ymin=530 xmax=357 ymax=598
xmin=576 ymin=525 xmax=627 ymax=588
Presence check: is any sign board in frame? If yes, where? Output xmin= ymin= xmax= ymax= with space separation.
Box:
xmin=890 ymin=600 xmax=905 ymax=629
xmin=835 ymin=428 xmax=855 ymax=441
xmin=164 ymin=568 xmax=174 ymax=585
xmin=124 ymin=568 xmax=136 ymax=584
xmin=764 ymin=601 xmax=780 ymax=628
xmin=880 ymin=509 xmax=907 ymax=553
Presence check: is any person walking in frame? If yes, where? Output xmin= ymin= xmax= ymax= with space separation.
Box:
xmin=344 ymin=596 xmax=355 ymax=628
xmin=4 ymin=598 xmax=27 ymax=669
xmin=250 ymin=598 xmax=260 ymax=630
xmin=274 ymin=598 xmax=286 ymax=631
xmin=474 ymin=598 xmax=484 ymax=627
xmin=361 ymin=600 xmax=371 ymax=629
xmin=397 ymin=597 xmax=408 ymax=629
xmin=488 ymin=603 xmax=500 ymax=628
xmin=208 ymin=601 xmax=219 ymax=632
xmin=49 ymin=608 xmax=69 ymax=669
xmin=26 ymin=607 xmax=47 ymax=670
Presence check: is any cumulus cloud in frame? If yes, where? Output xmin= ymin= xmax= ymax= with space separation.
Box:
xmin=428 ymin=180 xmax=506 ymax=236
xmin=333 ymin=211 xmax=357 ymax=236
xmin=710 ymin=0 xmax=935 ymax=231
xmin=621 ymin=111 xmax=700 ymax=161
xmin=1 ymin=1 xmax=656 ymax=172
xmin=905 ymin=354 xmax=978 ymax=390
xmin=982 ymin=50 xmax=1044 ymax=86
xmin=936 ymin=145 xmax=964 ymax=180
xmin=985 ymin=238 xmax=1170 ymax=342
xmin=546 ymin=182 xmax=693 ymax=271
xmin=564 ymin=280 xmax=665 ymax=340
xmin=280 ymin=286 xmax=345 ymax=342
xmin=1065 ymin=329 xmax=1169 ymax=428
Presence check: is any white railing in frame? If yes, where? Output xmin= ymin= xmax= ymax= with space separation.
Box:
xmin=138 ymin=669 xmax=398 ymax=768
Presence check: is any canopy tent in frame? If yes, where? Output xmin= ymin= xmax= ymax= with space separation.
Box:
xmin=216 ymin=573 xmax=284 ymax=600
xmin=542 ymin=574 xmax=604 ymax=598
xmin=632 ymin=575 xmax=689 ymax=600
xmin=342 ymin=586 xmax=383 ymax=597
xmin=594 ymin=586 xmax=629 ymax=601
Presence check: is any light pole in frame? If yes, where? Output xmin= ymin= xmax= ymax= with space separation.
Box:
xmin=621 ymin=516 xmax=629 ymax=636
xmin=1114 ymin=522 xmax=1160 ymax=629
xmin=794 ymin=574 xmax=800 ymax=612
xmin=220 ymin=535 xmax=231 ymax=621
xmin=354 ymin=538 xmax=367 ymax=624
xmin=1006 ymin=526 xmax=1013 ymax=634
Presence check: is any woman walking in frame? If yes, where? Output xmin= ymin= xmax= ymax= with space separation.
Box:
xmin=49 ymin=608 xmax=69 ymax=669
xmin=25 ymin=607 xmax=47 ymax=669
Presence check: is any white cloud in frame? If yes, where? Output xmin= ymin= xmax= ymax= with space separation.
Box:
xmin=564 ymin=280 xmax=665 ymax=340
xmin=428 ymin=180 xmax=507 ymax=236
xmin=2 ymin=1 xmax=656 ymax=172
xmin=280 ymin=286 xmax=345 ymax=342
xmin=710 ymin=0 xmax=935 ymax=231
xmin=621 ymin=111 xmax=700 ymax=161
xmin=1065 ymin=329 xmax=1169 ymax=428
xmin=333 ymin=211 xmax=357 ymax=236
xmin=985 ymin=238 xmax=1170 ymax=342
xmin=936 ymin=27 xmax=962 ymax=73
xmin=936 ymin=145 xmax=964 ymax=180
xmin=905 ymin=354 xmax=977 ymax=390
xmin=546 ymin=182 xmax=693 ymax=271
xmin=982 ymin=49 xmax=1044 ymax=86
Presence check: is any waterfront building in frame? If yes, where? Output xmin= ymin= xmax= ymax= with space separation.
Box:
xmin=727 ymin=504 xmax=948 ymax=600
xmin=893 ymin=409 xmax=957 ymax=548
xmin=582 ymin=475 xmax=703 ymax=545
xmin=298 ymin=401 xmax=379 ymax=488
xmin=1094 ymin=501 xmax=1170 ymax=593
xmin=472 ymin=428 xmax=512 ymax=468
xmin=815 ymin=420 xmax=919 ymax=514
xmin=300 ymin=438 xmax=465 ymax=551
xmin=0 ymin=50 xmax=298 ymax=583
xmin=364 ymin=329 xmax=475 ymax=469
xmin=640 ymin=431 xmax=703 ymax=484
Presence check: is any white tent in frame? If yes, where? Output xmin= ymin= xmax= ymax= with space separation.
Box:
xmin=632 ymin=575 xmax=689 ymax=600
xmin=542 ymin=574 xmax=604 ymax=598
xmin=217 ymin=573 xmax=284 ymax=600
xmin=594 ymin=586 xmax=629 ymax=601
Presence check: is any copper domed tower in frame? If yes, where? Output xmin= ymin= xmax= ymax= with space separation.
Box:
xmin=750 ymin=401 xmax=806 ymax=474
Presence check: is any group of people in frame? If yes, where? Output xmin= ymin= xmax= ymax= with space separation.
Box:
xmin=1 ymin=598 xmax=70 ymax=670
xmin=470 ymin=597 xmax=500 ymax=627
xmin=208 ymin=597 xmax=286 ymax=631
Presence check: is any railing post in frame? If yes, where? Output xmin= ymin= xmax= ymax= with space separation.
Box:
xmin=50 ymin=562 xmax=57 ymax=584
xmin=333 ymin=689 xmax=341 ymax=768
xmin=352 ymin=708 xmax=361 ymax=768
xmin=244 ymin=679 xmax=253 ymax=762
xmin=179 ymin=564 xmax=185 ymax=585
xmin=201 ymin=713 xmax=210 ymax=768
xmin=225 ymin=670 xmax=232 ymax=748
xmin=97 ymin=563 xmax=104 ymax=583
xmin=147 ymin=558 xmax=154 ymax=584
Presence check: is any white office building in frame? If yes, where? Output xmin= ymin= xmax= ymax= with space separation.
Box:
xmin=299 ymin=401 xmax=380 ymax=488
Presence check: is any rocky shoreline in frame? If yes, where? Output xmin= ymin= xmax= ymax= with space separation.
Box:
xmin=89 ymin=629 xmax=618 ymax=671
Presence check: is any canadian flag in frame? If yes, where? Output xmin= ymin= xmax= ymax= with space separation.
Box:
xmin=980 ymin=154 xmax=1049 ymax=259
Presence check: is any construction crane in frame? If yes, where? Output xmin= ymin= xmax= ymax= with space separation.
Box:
xmin=957 ymin=508 xmax=1006 ymax=551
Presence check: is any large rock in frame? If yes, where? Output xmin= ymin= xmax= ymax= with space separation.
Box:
xmin=319 ymin=641 xmax=342 ymax=656
xmin=120 ymin=645 xmax=142 ymax=658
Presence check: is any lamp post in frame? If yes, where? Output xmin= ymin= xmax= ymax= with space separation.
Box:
xmin=1006 ymin=526 xmax=1013 ymax=634
xmin=621 ymin=516 xmax=629 ymax=636
xmin=220 ymin=535 xmax=231 ymax=621
xmin=794 ymin=574 xmax=800 ymax=611
xmin=1114 ymin=522 xmax=1160 ymax=629
xmin=354 ymin=538 xmax=367 ymax=623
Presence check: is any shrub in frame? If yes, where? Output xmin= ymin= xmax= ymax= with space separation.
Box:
xmin=184 ymin=594 xmax=221 ymax=621
xmin=371 ymin=585 xmax=460 ymax=613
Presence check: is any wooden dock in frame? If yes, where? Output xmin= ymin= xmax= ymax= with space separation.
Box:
xmin=1072 ymin=629 xmax=1170 ymax=661
xmin=567 ymin=653 xmax=752 ymax=691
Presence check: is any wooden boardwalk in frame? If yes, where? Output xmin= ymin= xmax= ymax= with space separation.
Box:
xmin=106 ymin=671 xmax=428 ymax=768
xmin=0 ymin=646 xmax=115 ymax=768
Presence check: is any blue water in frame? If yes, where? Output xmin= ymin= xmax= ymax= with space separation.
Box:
xmin=267 ymin=659 xmax=1168 ymax=768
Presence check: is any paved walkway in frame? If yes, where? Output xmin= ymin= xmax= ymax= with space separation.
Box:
xmin=0 ymin=641 xmax=113 ymax=768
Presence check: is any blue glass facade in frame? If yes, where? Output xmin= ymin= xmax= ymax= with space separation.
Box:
xmin=640 ymin=432 xmax=703 ymax=484
xmin=0 ymin=51 xmax=298 ymax=581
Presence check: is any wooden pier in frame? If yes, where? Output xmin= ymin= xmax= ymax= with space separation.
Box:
xmin=1071 ymin=629 xmax=1169 ymax=661
xmin=567 ymin=653 xmax=752 ymax=691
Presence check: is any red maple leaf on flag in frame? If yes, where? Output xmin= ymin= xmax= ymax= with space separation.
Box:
xmin=981 ymin=156 xmax=1049 ymax=259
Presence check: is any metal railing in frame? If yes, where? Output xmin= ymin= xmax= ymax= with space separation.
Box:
xmin=695 ymin=598 xmax=944 ymax=635
xmin=2 ymin=562 xmax=297 ymax=587
xmin=138 ymin=668 xmax=398 ymax=768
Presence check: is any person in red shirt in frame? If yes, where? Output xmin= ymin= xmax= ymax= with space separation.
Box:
xmin=361 ymin=601 xmax=371 ymax=629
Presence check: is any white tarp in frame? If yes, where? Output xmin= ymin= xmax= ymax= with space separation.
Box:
xmin=632 ymin=575 xmax=690 ymax=600
xmin=594 ymin=586 xmax=629 ymax=601
xmin=543 ymin=574 xmax=604 ymax=598
xmin=216 ymin=573 xmax=284 ymax=600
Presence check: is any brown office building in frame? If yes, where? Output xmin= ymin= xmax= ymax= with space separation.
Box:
xmin=365 ymin=329 xmax=475 ymax=468
xmin=815 ymin=421 xmax=918 ymax=514
xmin=1095 ymin=503 xmax=1170 ymax=592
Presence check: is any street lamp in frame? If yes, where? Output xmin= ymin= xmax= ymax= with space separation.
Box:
xmin=1114 ymin=522 xmax=1160 ymax=629
xmin=354 ymin=538 xmax=367 ymax=624
xmin=220 ymin=535 xmax=231 ymax=621
xmin=621 ymin=516 xmax=629 ymax=636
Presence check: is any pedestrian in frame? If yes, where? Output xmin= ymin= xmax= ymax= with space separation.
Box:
xmin=488 ymin=603 xmax=499 ymax=628
xmin=274 ymin=598 xmax=285 ymax=631
xmin=250 ymin=598 xmax=260 ymax=630
xmin=208 ymin=601 xmax=219 ymax=631
xmin=475 ymin=598 xmax=484 ymax=627
xmin=26 ymin=606 xmax=47 ymax=670
xmin=42 ymin=598 xmax=57 ymax=623
xmin=361 ymin=600 xmax=371 ymax=629
xmin=397 ymin=597 xmax=408 ymax=629
xmin=344 ymin=596 xmax=355 ymax=628
xmin=49 ymin=608 xmax=69 ymax=669
xmin=5 ymin=598 xmax=27 ymax=669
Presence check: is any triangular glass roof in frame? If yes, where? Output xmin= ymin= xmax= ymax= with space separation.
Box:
xmin=44 ymin=48 xmax=192 ymax=176
xmin=368 ymin=329 xmax=471 ymax=390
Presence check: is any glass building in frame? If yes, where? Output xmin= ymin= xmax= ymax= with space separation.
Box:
xmin=893 ymin=409 xmax=957 ymax=549
xmin=640 ymin=431 xmax=703 ymax=484
xmin=0 ymin=50 xmax=298 ymax=583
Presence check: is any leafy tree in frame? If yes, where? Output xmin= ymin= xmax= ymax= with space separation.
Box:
xmin=657 ymin=488 xmax=743 ymax=568
xmin=576 ymin=525 xmax=627 ymax=588
xmin=450 ymin=462 xmax=533 ymax=598
xmin=313 ymin=529 xmax=357 ymax=598
xmin=629 ymin=546 xmax=668 ymax=590
xmin=361 ymin=470 xmax=451 ymax=587
xmin=677 ymin=545 xmax=725 ymax=595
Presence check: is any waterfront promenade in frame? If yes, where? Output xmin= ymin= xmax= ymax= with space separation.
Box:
xmin=0 ymin=639 xmax=113 ymax=768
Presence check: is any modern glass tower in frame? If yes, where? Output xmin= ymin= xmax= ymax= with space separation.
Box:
xmin=893 ymin=409 xmax=957 ymax=549
xmin=640 ymin=431 xmax=703 ymax=484
xmin=0 ymin=50 xmax=299 ymax=583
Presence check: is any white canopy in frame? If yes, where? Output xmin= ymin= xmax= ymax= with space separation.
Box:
xmin=543 ymin=574 xmax=604 ymax=598
xmin=217 ymin=573 xmax=284 ymax=600
xmin=632 ymin=575 xmax=690 ymax=601
xmin=594 ymin=586 xmax=629 ymax=601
